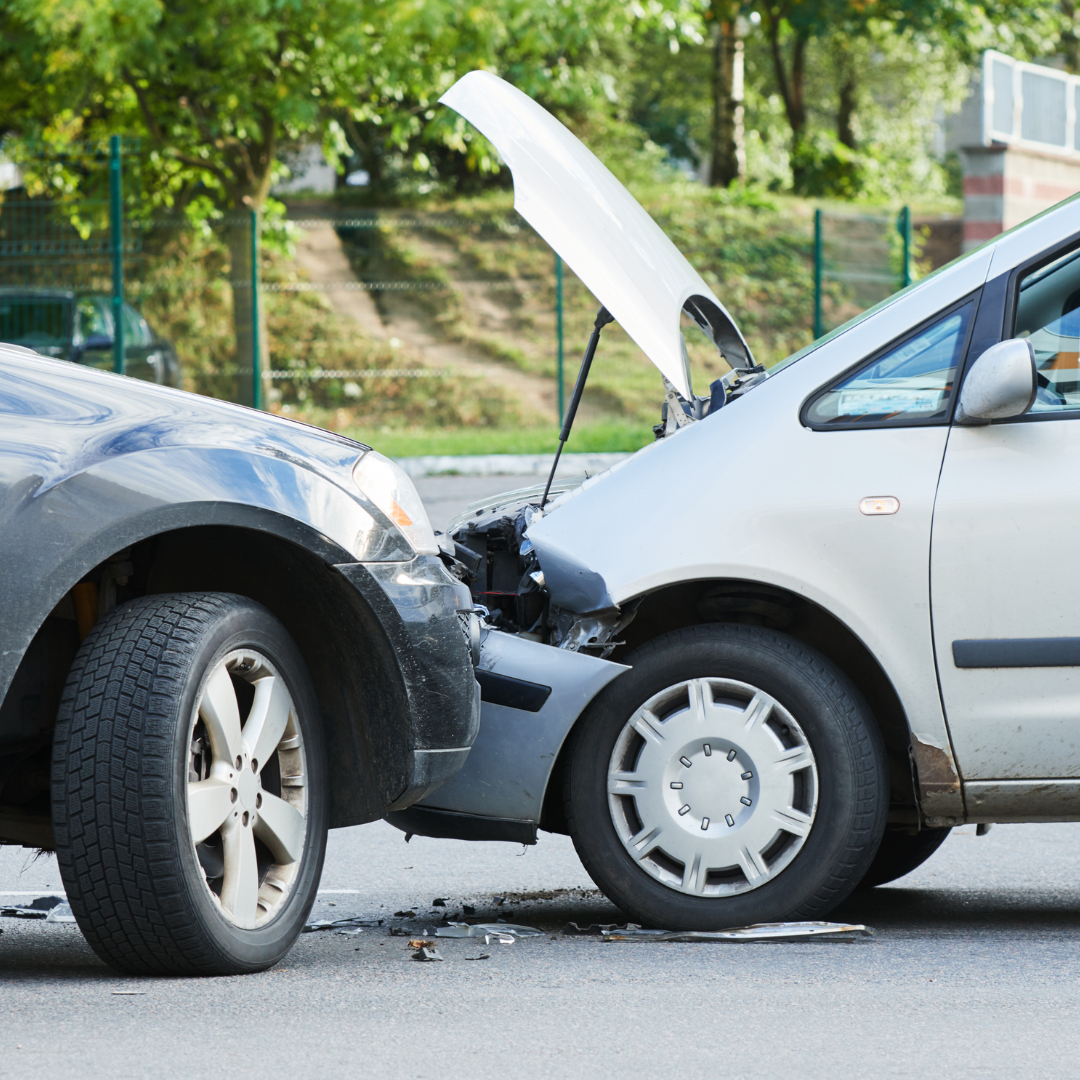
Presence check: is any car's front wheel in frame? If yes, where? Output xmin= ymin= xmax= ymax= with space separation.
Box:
xmin=564 ymin=624 xmax=887 ymax=930
xmin=52 ymin=593 xmax=328 ymax=976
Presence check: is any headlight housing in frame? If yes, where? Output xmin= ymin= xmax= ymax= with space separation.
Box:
xmin=352 ymin=450 xmax=439 ymax=556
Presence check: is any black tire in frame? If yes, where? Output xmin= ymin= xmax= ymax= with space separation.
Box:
xmin=565 ymin=624 xmax=888 ymax=930
xmin=51 ymin=593 xmax=328 ymax=976
xmin=858 ymin=826 xmax=952 ymax=888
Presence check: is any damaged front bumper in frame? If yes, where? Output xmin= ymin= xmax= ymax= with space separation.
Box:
xmin=385 ymin=628 xmax=627 ymax=843
xmin=336 ymin=556 xmax=481 ymax=809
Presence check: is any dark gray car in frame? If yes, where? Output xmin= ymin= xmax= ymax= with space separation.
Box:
xmin=0 ymin=288 xmax=181 ymax=386
xmin=0 ymin=344 xmax=480 ymax=975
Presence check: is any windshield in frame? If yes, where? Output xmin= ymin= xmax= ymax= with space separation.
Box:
xmin=0 ymin=297 xmax=71 ymax=348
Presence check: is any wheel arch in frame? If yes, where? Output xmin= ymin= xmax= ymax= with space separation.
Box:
xmin=1 ymin=517 xmax=415 ymax=840
xmin=540 ymin=576 xmax=918 ymax=835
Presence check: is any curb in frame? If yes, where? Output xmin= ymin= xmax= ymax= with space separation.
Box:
xmin=395 ymin=452 xmax=632 ymax=479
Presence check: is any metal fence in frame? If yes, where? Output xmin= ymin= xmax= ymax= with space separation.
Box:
xmin=0 ymin=139 xmax=916 ymax=416
xmin=812 ymin=207 xmax=913 ymax=339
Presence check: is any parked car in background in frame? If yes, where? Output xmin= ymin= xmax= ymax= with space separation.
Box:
xmin=390 ymin=70 xmax=1080 ymax=932
xmin=0 ymin=346 xmax=480 ymax=975
xmin=0 ymin=287 xmax=180 ymax=386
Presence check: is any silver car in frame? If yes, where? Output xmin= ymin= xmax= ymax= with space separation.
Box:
xmin=389 ymin=71 xmax=1080 ymax=929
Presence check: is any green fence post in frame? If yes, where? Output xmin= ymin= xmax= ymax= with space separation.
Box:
xmin=251 ymin=208 xmax=261 ymax=410
xmin=898 ymin=205 xmax=913 ymax=289
xmin=555 ymin=252 xmax=565 ymax=423
xmin=109 ymin=135 xmax=125 ymax=375
xmin=813 ymin=208 xmax=823 ymax=340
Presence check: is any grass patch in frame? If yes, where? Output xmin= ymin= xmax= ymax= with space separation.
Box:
xmin=356 ymin=421 xmax=656 ymax=458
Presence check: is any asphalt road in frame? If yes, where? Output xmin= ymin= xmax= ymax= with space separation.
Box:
xmin=4 ymin=475 xmax=1080 ymax=1079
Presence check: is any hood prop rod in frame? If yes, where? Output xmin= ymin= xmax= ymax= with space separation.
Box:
xmin=541 ymin=306 xmax=614 ymax=509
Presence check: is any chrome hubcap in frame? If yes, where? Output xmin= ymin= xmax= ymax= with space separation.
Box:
xmin=187 ymin=651 xmax=308 ymax=929
xmin=607 ymin=678 xmax=817 ymax=896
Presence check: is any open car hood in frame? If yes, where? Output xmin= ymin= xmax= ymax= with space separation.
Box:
xmin=440 ymin=71 xmax=753 ymax=399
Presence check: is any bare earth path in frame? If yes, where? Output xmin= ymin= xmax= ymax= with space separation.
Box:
xmin=292 ymin=224 xmax=560 ymax=423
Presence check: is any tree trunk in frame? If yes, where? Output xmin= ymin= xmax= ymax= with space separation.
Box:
xmin=764 ymin=12 xmax=809 ymax=186
xmin=837 ymin=75 xmax=857 ymax=150
xmin=709 ymin=8 xmax=745 ymax=187
xmin=225 ymin=210 xmax=268 ymax=408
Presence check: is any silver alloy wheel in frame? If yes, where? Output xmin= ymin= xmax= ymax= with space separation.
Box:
xmin=186 ymin=650 xmax=308 ymax=930
xmin=607 ymin=677 xmax=818 ymax=896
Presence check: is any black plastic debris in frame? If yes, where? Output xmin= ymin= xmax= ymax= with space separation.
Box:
xmin=394 ymin=909 xmax=417 ymax=918
xmin=1 ymin=896 xmax=65 ymax=920
xmin=432 ymin=898 xmax=447 ymax=907
xmin=465 ymin=954 xmax=491 ymax=961
xmin=463 ymin=904 xmax=476 ymax=915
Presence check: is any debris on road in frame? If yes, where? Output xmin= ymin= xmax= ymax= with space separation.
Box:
xmin=1 ymin=896 xmax=65 ymax=920
xmin=432 ymin=898 xmax=448 ymax=907
xmin=563 ymin=922 xmax=621 ymax=935
xmin=600 ymin=922 xmax=874 ymax=943
xmin=432 ymin=922 xmax=543 ymax=942
xmin=303 ymin=917 xmax=381 ymax=934
xmin=463 ymin=905 xmax=476 ymax=915
xmin=111 ymin=991 xmax=146 ymax=996
xmin=465 ymin=954 xmax=491 ymax=961
xmin=46 ymin=902 xmax=76 ymax=923
xmin=410 ymin=941 xmax=443 ymax=962
xmin=394 ymin=909 xmax=417 ymax=918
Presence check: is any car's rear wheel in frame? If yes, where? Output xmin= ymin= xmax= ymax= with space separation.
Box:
xmin=858 ymin=825 xmax=952 ymax=888
xmin=51 ymin=593 xmax=328 ymax=976
xmin=565 ymin=624 xmax=887 ymax=930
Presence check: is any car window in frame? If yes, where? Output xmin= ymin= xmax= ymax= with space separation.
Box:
xmin=121 ymin=303 xmax=152 ymax=347
xmin=1016 ymin=248 xmax=1080 ymax=413
xmin=75 ymin=297 xmax=112 ymax=343
xmin=804 ymin=302 xmax=974 ymax=427
xmin=0 ymin=297 xmax=70 ymax=347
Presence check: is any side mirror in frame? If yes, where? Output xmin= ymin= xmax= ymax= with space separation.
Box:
xmin=955 ymin=338 xmax=1036 ymax=424
xmin=83 ymin=333 xmax=114 ymax=351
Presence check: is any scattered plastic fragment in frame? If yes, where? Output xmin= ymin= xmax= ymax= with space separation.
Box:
xmin=46 ymin=903 xmax=76 ymax=924
xmin=411 ymin=943 xmax=443 ymax=962
xmin=335 ymin=928 xmax=365 ymax=936
xmin=600 ymin=921 xmax=875 ymax=943
xmin=394 ymin=909 xmax=417 ymax=918
xmin=303 ymin=917 xmax=380 ymax=934
xmin=408 ymin=938 xmax=435 ymax=948
xmin=389 ymin=927 xmax=409 ymax=936
xmin=432 ymin=922 xmax=543 ymax=940
xmin=111 ymin=991 xmax=146 ymax=996
xmin=465 ymin=954 xmax=491 ymax=961
xmin=463 ymin=905 xmax=476 ymax=915
xmin=432 ymin=898 xmax=447 ymax=907
xmin=1 ymin=896 xmax=65 ymax=920
xmin=563 ymin=922 xmax=621 ymax=935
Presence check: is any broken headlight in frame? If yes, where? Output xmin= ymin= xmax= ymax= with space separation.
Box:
xmin=352 ymin=450 xmax=439 ymax=556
